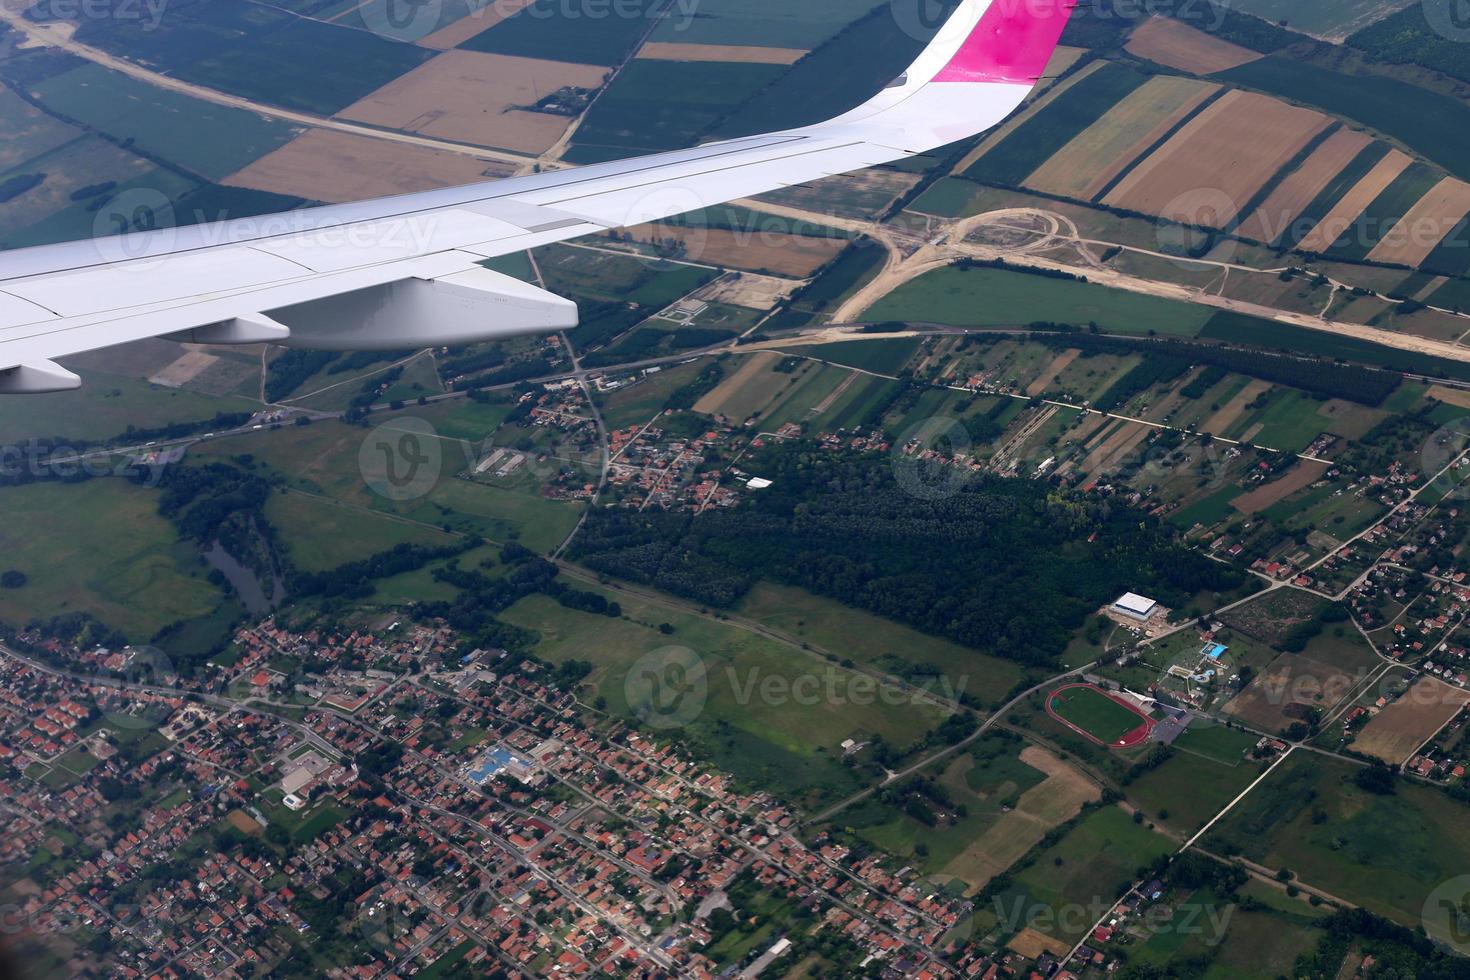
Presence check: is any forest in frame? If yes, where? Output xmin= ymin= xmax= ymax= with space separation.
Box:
xmin=572 ymin=445 xmax=1241 ymax=668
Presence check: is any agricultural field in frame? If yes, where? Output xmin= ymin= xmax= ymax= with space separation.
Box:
xmin=621 ymin=222 xmax=846 ymax=277
xmin=567 ymin=60 xmax=786 ymax=160
xmin=1365 ymin=176 xmax=1470 ymax=267
xmin=1235 ymin=127 xmax=1373 ymax=245
xmin=1229 ymin=0 xmax=1412 ymax=41
xmin=993 ymin=805 xmax=1175 ymax=947
xmin=0 ymin=347 xmax=258 ymax=446
xmin=223 ymin=128 xmax=511 ymax=204
xmin=863 ymin=266 xmax=1211 ymax=336
xmin=262 ymin=492 xmax=459 ymax=574
xmin=1125 ymin=726 xmax=1265 ymax=833
xmin=842 ymin=741 xmax=1099 ymax=893
xmin=735 ymin=581 xmax=1024 ymax=707
xmin=1223 ymin=630 xmax=1380 ymax=734
xmin=707 ymin=0 xmax=942 ymax=139
xmin=1102 ymin=90 xmax=1331 ymax=227
xmin=26 ymin=63 xmax=299 ymax=181
xmin=1220 ymin=56 xmax=1470 ymax=184
xmin=338 ymin=51 xmax=607 ymax=155
xmin=1123 ymin=16 xmax=1262 ymax=74
xmin=0 ymin=479 xmax=223 ymax=640
xmin=1352 ymin=676 xmax=1470 ymax=764
xmin=1321 ymin=161 xmax=1442 ymax=261
xmin=645 ymin=0 xmax=880 ymax=49
xmin=461 ymin=0 xmax=664 ymax=66
xmin=72 ymin=2 xmax=435 ymax=115
xmin=1023 ymin=74 xmax=1220 ymax=201
xmin=499 ymin=587 xmax=952 ymax=811
xmin=758 ymin=168 xmax=921 ymax=222
xmin=966 ymin=62 xmax=1151 ymax=187
xmin=191 ymin=411 xmax=583 ymax=554
xmin=1205 ymin=752 xmax=1470 ymax=935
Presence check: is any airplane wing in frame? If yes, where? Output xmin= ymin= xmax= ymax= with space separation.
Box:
xmin=0 ymin=0 xmax=1074 ymax=392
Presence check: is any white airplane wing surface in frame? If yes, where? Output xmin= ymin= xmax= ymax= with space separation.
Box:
xmin=0 ymin=0 xmax=1074 ymax=392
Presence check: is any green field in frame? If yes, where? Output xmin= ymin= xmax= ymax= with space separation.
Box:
xmin=909 ymin=177 xmax=987 ymax=218
xmin=501 ymin=587 xmax=951 ymax=811
xmin=710 ymin=0 xmax=941 ymax=138
xmin=1126 ymin=735 xmax=1264 ymax=833
xmin=29 ymin=63 xmax=299 ymax=180
xmin=263 ymin=492 xmax=458 ymax=573
xmin=569 ymin=60 xmax=787 ymax=160
xmin=966 ymin=63 xmax=1150 ymax=186
xmin=998 ymin=805 xmax=1175 ymax=945
xmin=1205 ymin=752 xmax=1470 ymax=934
xmin=1201 ymin=310 xmax=1470 ymax=381
xmin=0 ymin=479 xmax=222 ymax=639
xmin=464 ymin=0 xmax=663 ymax=65
xmin=1048 ymin=685 xmax=1145 ymax=743
xmin=838 ymin=736 xmax=1049 ymax=878
xmin=736 ymin=581 xmax=1024 ymax=706
xmin=193 ymin=413 xmax=583 ymax=554
xmin=647 ymin=0 xmax=879 ymax=48
xmin=865 ymin=266 xmax=1211 ymax=336
xmin=794 ymin=337 xmax=920 ymax=374
xmin=72 ymin=2 xmax=434 ymax=115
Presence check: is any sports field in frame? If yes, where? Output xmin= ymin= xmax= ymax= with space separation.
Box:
xmin=1046 ymin=684 xmax=1153 ymax=746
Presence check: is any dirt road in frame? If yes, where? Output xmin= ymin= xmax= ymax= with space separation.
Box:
xmin=0 ymin=6 xmax=533 ymax=167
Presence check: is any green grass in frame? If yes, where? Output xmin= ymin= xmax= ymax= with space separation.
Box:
xmin=1002 ymin=805 xmax=1175 ymax=944
xmin=1048 ymin=685 xmax=1145 ymax=743
xmin=501 ymin=587 xmax=951 ymax=812
xmin=463 ymin=0 xmax=662 ymax=64
xmin=647 ymin=0 xmax=879 ymax=48
xmin=966 ymin=63 xmax=1150 ymax=186
xmin=0 ymin=368 xmax=258 ymax=446
xmin=1126 ymin=741 xmax=1263 ymax=833
xmin=1205 ymin=752 xmax=1470 ymax=934
xmin=1201 ymin=310 xmax=1470 ymax=381
xmin=0 ymin=479 xmax=222 ymax=639
xmin=866 ymin=266 xmax=1211 ymax=336
xmin=570 ymin=60 xmax=787 ymax=159
xmin=735 ymin=581 xmax=1023 ymax=706
xmin=794 ymin=338 xmax=921 ymax=374
xmin=709 ymin=0 xmax=944 ymax=138
xmin=1168 ymin=485 xmax=1243 ymax=530
xmin=909 ymin=177 xmax=986 ymax=218
xmin=28 ymin=63 xmax=298 ymax=180
xmin=264 ymin=492 xmax=457 ymax=573
xmin=193 ymin=415 xmax=584 ymax=554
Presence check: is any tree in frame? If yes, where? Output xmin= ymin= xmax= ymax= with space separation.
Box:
xmin=0 ymin=570 xmax=25 ymax=589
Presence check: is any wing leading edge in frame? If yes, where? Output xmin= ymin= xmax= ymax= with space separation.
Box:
xmin=0 ymin=0 xmax=1074 ymax=392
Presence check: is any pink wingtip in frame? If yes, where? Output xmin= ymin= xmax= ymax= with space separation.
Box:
xmin=932 ymin=0 xmax=1077 ymax=84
